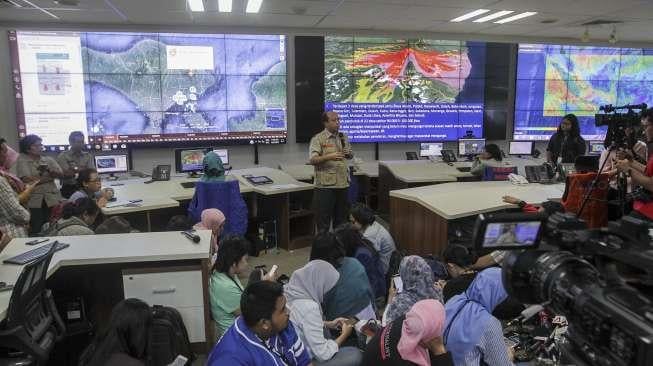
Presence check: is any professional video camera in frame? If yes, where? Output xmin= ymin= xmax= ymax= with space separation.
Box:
xmin=595 ymin=103 xmax=647 ymax=149
xmin=473 ymin=212 xmax=653 ymax=366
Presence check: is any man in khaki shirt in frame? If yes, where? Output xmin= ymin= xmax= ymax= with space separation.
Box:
xmin=309 ymin=111 xmax=353 ymax=233
xmin=57 ymin=131 xmax=94 ymax=198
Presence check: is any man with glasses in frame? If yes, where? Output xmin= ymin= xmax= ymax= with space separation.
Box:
xmin=309 ymin=111 xmax=353 ymax=233
xmin=615 ymin=109 xmax=653 ymax=223
xmin=57 ymin=131 xmax=94 ymax=198
xmin=68 ymin=168 xmax=113 ymax=208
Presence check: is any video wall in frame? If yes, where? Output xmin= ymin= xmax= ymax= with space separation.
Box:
xmin=324 ymin=37 xmax=487 ymax=142
xmin=8 ymin=30 xmax=287 ymax=148
xmin=514 ymin=44 xmax=653 ymax=141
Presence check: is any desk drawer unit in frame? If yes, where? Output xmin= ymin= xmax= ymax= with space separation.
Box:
xmin=122 ymin=267 xmax=205 ymax=342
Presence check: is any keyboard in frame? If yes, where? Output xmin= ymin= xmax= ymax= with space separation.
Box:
xmin=180 ymin=182 xmax=196 ymax=189
xmin=3 ymin=241 xmax=70 ymax=265
xmin=456 ymin=167 xmax=471 ymax=173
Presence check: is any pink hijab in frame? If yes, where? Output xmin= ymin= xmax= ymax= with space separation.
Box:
xmin=0 ymin=144 xmax=25 ymax=192
xmin=193 ymin=208 xmax=226 ymax=251
xmin=397 ymin=299 xmax=446 ymax=366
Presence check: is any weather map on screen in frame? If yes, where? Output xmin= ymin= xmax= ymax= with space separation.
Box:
xmin=514 ymin=44 xmax=653 ymax=141
xmin=324 ymin=37 xmax=486 ymax=142
xmin=8 ymin=30 xmax=287 ymax=147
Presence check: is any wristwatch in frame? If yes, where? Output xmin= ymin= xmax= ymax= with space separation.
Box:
xmin=518 ymin=200 xmax=527 ymax=208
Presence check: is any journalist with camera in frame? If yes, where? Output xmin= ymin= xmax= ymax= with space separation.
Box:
xmin=472 ymin=206 xmax=653 ymax=366
xmin=614 ymin=108 xmax=653 ymax=224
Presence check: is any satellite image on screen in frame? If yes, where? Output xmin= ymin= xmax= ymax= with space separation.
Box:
xmin=9 ymin=30 xmax=287 ymax=146
xmin=324 ymin=36 xmax=486 ymax=143
xmin=82 ymin=33 xmax=285 ymax=135
xmin=514 ymin=44 xmax=653 ymax=141
xmin=325 ymin=38 xmax=471 ymax=104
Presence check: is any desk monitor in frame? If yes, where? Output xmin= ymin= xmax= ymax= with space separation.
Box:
xmin=212 ymin=149 xmax=229 ymax=165
xmin=175 ymin=148 xmax=206 ymax=174
xmin=509 ymin=141 xmax=534 ymax=156
xmin=419 ymin=142 xmax=444 ymax=158
xmin=458 ymin=138 xmax=486 ymax=156
xmin=588 ymin=141 xmax=606 ymax=155
xmin=95 ymin=154 xmax=129 ymax=175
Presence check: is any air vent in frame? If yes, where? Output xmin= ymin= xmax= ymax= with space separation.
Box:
xmin=0 ymin=0 xmax=23 ymax=8
xmin=580 ymin=19 xmax=623 ymax=26
xmin=540 ymin=19 xmax=558 ymax=24
xmin=54 ymin=0 xmax=80 ymax=5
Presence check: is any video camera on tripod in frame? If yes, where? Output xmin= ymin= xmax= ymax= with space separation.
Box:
xmin=472 ymin=211 xmax=653 ymax=366
xmin=596 ymin=103 xmax=647 ymax=149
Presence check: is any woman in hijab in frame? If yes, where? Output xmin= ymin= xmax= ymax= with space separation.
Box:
xmin=200 ymin=151 xmax=225 ymax=182
xmin=363 ymin=299 xmax=453 ymax=366
xmin=384 ymin=256 xmax=443 ymax=325
xmin=285 ymin=260 xmax=363 ymax=366
xmin=443 ymin=267 xmax=512 ymax=366
xmin=194 ymin=208 xmax=226 ymax=262
xmin=0 ymin=138 xmax=38 ymax=204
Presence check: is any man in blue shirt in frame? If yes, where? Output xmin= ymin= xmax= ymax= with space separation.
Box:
xmin=208 ymin=280 xmax=312 ymax=366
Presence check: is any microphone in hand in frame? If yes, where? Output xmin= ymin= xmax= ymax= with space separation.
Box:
xmin=181 ymin=230 xmax=201 ymax=243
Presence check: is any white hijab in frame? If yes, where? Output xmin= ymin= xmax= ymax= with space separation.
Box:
xmin=284 ymin=260 xmax=340 ymax=305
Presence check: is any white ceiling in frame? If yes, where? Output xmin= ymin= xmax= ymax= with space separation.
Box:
xmin=1 ymin=0 xmax=652 ymax=45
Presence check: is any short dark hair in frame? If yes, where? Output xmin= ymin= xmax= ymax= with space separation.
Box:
xmin=321 ymin=111 xmax=330 ymax=124
xmin=0 ymin=137 xmax=6 ymax=145
xmin=213 ymin=235 xmax=250 ymax=273
xmin=335 ymin=223 xmax=378 ymax=258
xmin=241 ymin=280 xmax=284 ymax=328
xmin=349 ymin=203 xmax=376 ymax=226
xmin=643 ymin=108 xmax=653 ymax=124
xmin=19 ymin=134 xmax=42 ymax=154
xmin=62 ymin=197 xmax=100 ymax=220
xmin=69 ymin=131 xmax=85 ymax=142
xmin=443 ymin=245 xmax=476 ymax=268
xmin=485 ymin=143 xmax=503 ymax=161
xmin=95 ymin=216 xmax=134 ymax=234
xmin=309 ymin=232 xmax=344 ymax=267
xmin=77 ymin=168 xmax=98 ymax=188
xmin=166 ymin=215 xmax=192 ymax=231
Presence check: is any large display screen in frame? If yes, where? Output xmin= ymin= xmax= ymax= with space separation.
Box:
xmin=8 ymin=30 xmax=287 ymax=148
xmin=324 ymin=37 xmax=486 ymax=142
xmin=514 ymin=44 xmax=653 ymax=141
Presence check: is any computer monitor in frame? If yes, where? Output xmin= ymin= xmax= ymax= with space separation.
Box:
xmin=95 ymin=154 xmax=129 ymax=175
xmin=212 ymin=149 xmax=229 ymax=165
xmin=588 ymin=141 xmax=606 ymax=155
xmin=508 ymin=141 xmax=534 ymax=156
xmin=175 ymin=148 xmax=207 ymax=174
xmin=419 ymin=142 xmax=444 ymax=158
xmin=458 ymin=138 xmax=486 ymax=156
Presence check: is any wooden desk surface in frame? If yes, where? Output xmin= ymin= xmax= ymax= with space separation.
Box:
xmin=390 ymin=181 xmax=565 ymax=220
xmin=0 ymin=230 xmax=211 ymax=320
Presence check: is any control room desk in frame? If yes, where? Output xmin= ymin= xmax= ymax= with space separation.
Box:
xmin=0 ymin=231 xmax=213 ymax=351
xmin=389 ymin=181 xmax=565 ymax=255
xmin=378 ymin=160 xmax=476 ymax=215
xmin=101 ymin=167 xmax=314 ymax=249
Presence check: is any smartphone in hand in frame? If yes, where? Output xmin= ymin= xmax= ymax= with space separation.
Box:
xmin=392 ymin=275 xmax=403 ymax=293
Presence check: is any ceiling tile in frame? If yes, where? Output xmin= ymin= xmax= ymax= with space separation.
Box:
xmin=489 ymin=0 xmax=645 ymax=16
xmin=261 ymin=0 xmax=340 ymax=16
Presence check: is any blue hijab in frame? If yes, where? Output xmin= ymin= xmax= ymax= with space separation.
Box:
xmin=443 ymin=267 xmax=508 ymax=365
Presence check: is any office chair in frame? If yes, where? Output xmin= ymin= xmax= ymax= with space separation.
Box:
xmin=188 ymin=180 xmax=248 ymax=236
xmin=405 ymin=152 xmax=419 ymax=160
xmin=0 ymin=243 xmax=66 ymax=365
xmin=482 ymin=166 xmax=518 ymax=181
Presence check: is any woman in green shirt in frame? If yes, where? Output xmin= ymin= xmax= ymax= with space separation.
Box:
xmin=209 ymin=235 xmax=275 ymax=339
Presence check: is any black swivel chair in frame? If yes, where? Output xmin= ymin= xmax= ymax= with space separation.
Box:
xmin=0 ymin=243 xmax=66 ymax=365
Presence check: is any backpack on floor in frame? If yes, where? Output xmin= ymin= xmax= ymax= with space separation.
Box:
xmin=148 ymin=305 xmax=194 ymax=366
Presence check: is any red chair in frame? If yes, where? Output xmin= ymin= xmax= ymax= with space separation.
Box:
xmin=562 ymin=172 xmax=610 ymax=228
